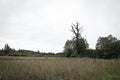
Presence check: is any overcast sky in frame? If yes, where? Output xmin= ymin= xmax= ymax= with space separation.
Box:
xmin=0 ymin=0 xmax=120 ymax=53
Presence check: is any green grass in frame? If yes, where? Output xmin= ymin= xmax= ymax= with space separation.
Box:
xmin=0 ymin=56 xmax=120 ymax=80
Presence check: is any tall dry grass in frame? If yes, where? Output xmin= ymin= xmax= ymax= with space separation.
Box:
xmin=0 ymin=57 xmax=120 ymax=80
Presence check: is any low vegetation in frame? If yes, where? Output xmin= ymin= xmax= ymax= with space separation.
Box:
xmin=0 ymin=57 xmax=120 ymax=80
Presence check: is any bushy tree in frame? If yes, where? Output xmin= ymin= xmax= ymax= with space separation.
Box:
xmin=4 ymin=44 xmax=11 ymax=55
xmin=64 ymin=38 xmax=88 ymax=57
xmin=63 ymin=40 xmax=76 ymax=57
xmin=96 ymin=34 xmax=119 ymax=59
xmin=96 ymin=35 xmax=117 ymax=50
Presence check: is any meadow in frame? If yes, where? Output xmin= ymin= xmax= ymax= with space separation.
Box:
xmin=0 ymin=56 xmax=120 ymax=80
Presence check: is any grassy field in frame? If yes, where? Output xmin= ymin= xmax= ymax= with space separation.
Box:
xmin=0 ymin=56 xmax=120 ymax=80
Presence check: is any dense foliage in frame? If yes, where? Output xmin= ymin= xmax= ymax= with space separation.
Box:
xmin=63 ymin=38 xmax=89 ymax=57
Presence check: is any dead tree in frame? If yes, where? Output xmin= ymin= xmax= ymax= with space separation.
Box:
xmin=71 ymin=22 xmax=83 ymax=57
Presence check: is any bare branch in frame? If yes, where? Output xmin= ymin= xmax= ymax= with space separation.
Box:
xmin=71 ymin=25 xmax=77 ymax=35
xmin=76 ymin=22 xmax=79 ymax=28
xmin=72 ymin=23 xmax=76 ymax=27
xmin=79 ymin=27 xmax=84 ymax=33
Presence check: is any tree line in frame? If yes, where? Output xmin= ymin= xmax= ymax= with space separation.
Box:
xmin=0 ymin=22 xmax=120 ymax=59
xmin=0 ymin=44 xmax=63 ymax=57
xmin=63 ymin=22 xmax=120 ymax=59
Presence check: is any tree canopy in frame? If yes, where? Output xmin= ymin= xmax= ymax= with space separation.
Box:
xmin=96 ymin=35 xmax=119 ymax=59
